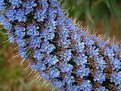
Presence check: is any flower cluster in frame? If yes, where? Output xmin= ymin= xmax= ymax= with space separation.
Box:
xmin=0 ymin=0 xmax=121 ymax=91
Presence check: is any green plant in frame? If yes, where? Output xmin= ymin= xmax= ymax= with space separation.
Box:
xmin=61 ymin=0 xmax=121 ymax=36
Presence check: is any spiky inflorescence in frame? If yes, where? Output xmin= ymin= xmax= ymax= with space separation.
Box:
xmin=0 ymin=0 xmax=121 ymax=91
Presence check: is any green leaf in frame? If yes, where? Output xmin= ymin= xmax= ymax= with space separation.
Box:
xmin=109 ymin=0 xmax=121 ymax=26
xmin=103 ymin=10 xmax=111 ymax=36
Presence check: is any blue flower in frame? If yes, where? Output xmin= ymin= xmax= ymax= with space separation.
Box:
xmin=1 ymin=0 xmax=121 ymax=90
xmin=97 ymin=41 xmax=106 ymax=48
xmin=33 ymin=49 xmax=44 ymax=60
xmin=67 ymin=85 xmax=79 ymax=91
xmin=47 ymin=7 xmax=57 ymax=21
xmin=58 ymin=36 xmax=71 ymax=48
xmin=74 ymin=42 xmax=85 ymax=53
xmin=49 ymin=0 xmax=60 ymax=8
xmin=48 ymin=67 xmax=60 ymax=78
xmin=30 ymin=36 xmax=41 ymax=49
xmin=58 ymin=28 xmax=69 ymax=37
xmin=0 ymin=15 xmax=12 ymax=31
xmin=9 ymin=0 xmax=22 ymax=8
xmin=5 ymin=9 xmax=16 ymax=21
xmin=23 ymin=0 xmax=37 ymax=15
xmin=15 ymin=9 xmax=26 ymax=22
xmin=71 ymin=31 xmax=80 ymax=42
xmin=44 ymin=55 xmax=59 ymax=66
xmin=63 ymin=73 xmax=74 ymax=85
xmin=111 ymin=44 xmax=120 ymax=51
xmin=15 ymin=25 xmax=26 ymax=38
xmin=117 ymin=85 xmax=121 ymax=91
xmin=0 ymin=1 xmax=5 ymax=12
xmin=16 ymin=38 xmax=27 ymax=47
xmin=18 ymin=47 xmax=28 ymax=58
xmin=40 ymin=72 xmax=50 ymax=80
xmin=104 ymin=47 xmax=114 ymax=57
xmin=89 ymin=46 xmax=99 ymax=57
xmin=110 ymin=72 xmax=121 ymax=85
xmin=35 ymin=63 xmax=46 ymax=71
xmin=110 ymin=58 xmax=121 ymax=71
xmin=110 ymin=72 xmax=117 ymax=83
xmin=60 ymin=62 xmax=73 ymax=72
xmin=94 ymin=71 xmax=105 ymax=84
xmin=60 ymin=49 xmax=72 ymax=62
xmin=76 ymin=66 xmax=90 ymax=78
xmin=41 ymin=41 xmax=55 ymax=54
xmin=64 ymin=18 xmax=76 ymax=31
xmin=8 ymin=33 xmax=15 ymax=43
xmin=84 ymin=36 xmax=94 ymax=46
xmin=29 ymin=62 xmax=46 ymax=71
xmin=116 ymin=72 xmax=121 ymax=85
xmin=79 ymin=80 xmax=92 ymax=91
xmin=96 ymin=86 xmax=109 ymax=91
xmin=27 ymin=23 xmax=39 ymax=36
xmin=75 ymin=54 xmax=87 ymax=66
xmin=41 ymin=0 xmax=49 ymax=9
xmin=94 ymin=57 xmax=106 ymax=71
xmin=41 ymin=28 xmax=55 ymax=41
xmin=52 ymin=79 xmax=64 ymax=89
xmin=34 ymin=9 xmax=46 ymax=22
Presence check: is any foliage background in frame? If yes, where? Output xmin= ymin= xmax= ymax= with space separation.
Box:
xmin=0 ymin=0 xmax=121 ymax=91
xmin=61 ymin=0 xmax=121 ymax=39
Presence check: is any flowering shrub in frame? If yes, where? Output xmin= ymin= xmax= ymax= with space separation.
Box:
xmin=0 ymin=0 xmax=121 ymax=91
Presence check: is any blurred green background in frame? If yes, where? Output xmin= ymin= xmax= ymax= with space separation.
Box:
xmin=0 ymin=0 xmax=121 ymax=91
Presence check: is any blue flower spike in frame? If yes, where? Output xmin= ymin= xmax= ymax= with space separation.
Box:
xmin=0 ymin=0 xmax=121 ymax=91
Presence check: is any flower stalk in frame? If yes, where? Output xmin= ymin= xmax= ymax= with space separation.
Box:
xmin=0 ymin=0 xmax=121 ymax=91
